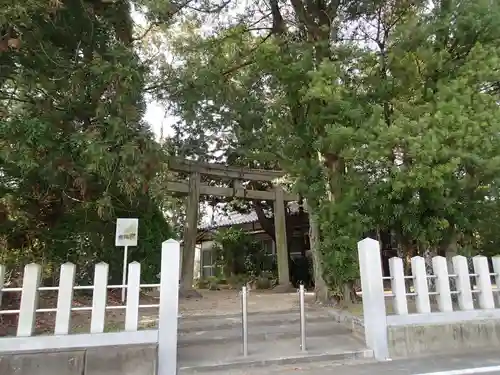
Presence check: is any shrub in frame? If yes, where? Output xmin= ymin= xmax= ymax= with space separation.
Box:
xmin=255 ymin=276 xmax=271 ymax=290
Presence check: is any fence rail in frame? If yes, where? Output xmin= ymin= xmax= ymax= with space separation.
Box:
xmin=386 ymin=254 xmax=500 ymax=316
xmin=357 ymin=237 xmax=500 ymax=361
xmin=0 ymin=239 xmax=180 ymax=375
xmin=0 ymin=261 xmax=157 ymax=336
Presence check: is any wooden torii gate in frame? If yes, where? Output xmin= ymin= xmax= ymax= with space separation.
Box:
xmin=167 ymin=158 xmax=298 ymax=294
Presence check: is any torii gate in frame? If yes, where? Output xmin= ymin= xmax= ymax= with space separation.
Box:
xmin=166 ymin=158 xmax=298 ymax=294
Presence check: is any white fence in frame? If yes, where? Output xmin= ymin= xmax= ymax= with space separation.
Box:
xmin=358 ymin=238 xmax=500 ymax=361
xmin=0 ymin=239 xmax=180 ymax=375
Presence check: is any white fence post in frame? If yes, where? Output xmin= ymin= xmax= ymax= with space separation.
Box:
xmin=473 ymin=256 xmax=495 ymax=309
xmin=432 ymin=256 xmax=453 ymax=312
xmin=389 ymin=257 xmax=407 ymax=315
xmin=17 ymin=263 xmax=41 ymax=337
xmin=0 ymin=264 xmax=5 ymax=308
xmin=357 ymin=238 xmax=389 ymax=360
xmin=125 ymin=262 xmax=141 ymax=331
xmin=411 ymin=256 xmax=431 ymax=314
xmin=492 ymin=256 xmax=500 ymax=306
xmin=158 ymin=239 xmax=181 ymax=375
xmin=91 ymin=262 xmax=109 ymax=333
xmin=453 ymin=255 xmax=473 ymax=311
xmin=55 ymin=263 xmax=76 ymax=335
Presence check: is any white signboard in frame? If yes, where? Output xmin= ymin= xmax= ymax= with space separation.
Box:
xmin=115 ymin=218 xmax=139 ymax=247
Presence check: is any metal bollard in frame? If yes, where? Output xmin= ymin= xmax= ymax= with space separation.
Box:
xmin=241 ymin=286 xmax=248 ymax=356
xmin=299 ymin=284 xmax=306 ymax=352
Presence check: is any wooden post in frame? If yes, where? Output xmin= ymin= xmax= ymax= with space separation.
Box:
xmin=274 ymin=186 xmax=291 ymax=290
xmin=180 ymin=171 xmax=201 ymax=296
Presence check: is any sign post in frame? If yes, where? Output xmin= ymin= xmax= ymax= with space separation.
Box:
xmin=115 ymin=218 xmax=139 ymax=303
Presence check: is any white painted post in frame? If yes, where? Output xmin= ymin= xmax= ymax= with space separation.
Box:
xmin=125 ymin=262 xmax=141 ymax=331
xmin=432 ymin=256 xmax=453 ymax=312
xmin=492 ymin=256 xmax=500 ymax=306
xmin=357 ymin=238 xmax=389 ymax=361
xmin=158 ymin=239 xmax=181 ymax=375
xmin=121 ymin=245 xmax=129 ymax=303
xmin=411 ymin=256 xmax=431 ymax=313
xmin=55 ymin=263 xmax=76 ymax=335
xmin=90 ymin=262 xmax=108 ymax=333
xmin=473 ymin=256 xmax=495 ymax=310
xmin=0 ymin=264 xmax=5 ymax=308
xmin=17 ymin=263 xmax=41 ymax=337
xmin=452 ymin=255 xmax=473 ymax=311
xmin=389 ymin=257 xmax=408 ymax=315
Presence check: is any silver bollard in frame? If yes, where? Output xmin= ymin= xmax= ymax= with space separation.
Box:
xmin=241 ymin=286 xmax=248 ymax=356
xmin=299 ymin=284 xmax=306 ymax=352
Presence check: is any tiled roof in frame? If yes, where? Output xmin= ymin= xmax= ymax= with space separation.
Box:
xmin=198 ymin=201 xmax=303 ymax=230
xmin=198 ymin=211 xmax=258 ymax=230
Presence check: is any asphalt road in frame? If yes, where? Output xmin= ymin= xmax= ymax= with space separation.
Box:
xmin=208 ymin=349 xmax=500 ymax=375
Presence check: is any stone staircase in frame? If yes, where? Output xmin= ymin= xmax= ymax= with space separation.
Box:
xmin=177 ymin=308 xmax=373 ymax=374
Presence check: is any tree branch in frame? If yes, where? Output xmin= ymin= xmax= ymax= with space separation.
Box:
xmin=132 ymin=22 xmax=159 ymax=43
xmin=222 ymin=32 xmax=273 ymax=77
xmin=184 ymin=0 xmax=232 ymax=13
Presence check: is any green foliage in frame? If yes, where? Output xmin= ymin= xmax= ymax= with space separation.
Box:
xmin=144 ymin=0 xmax=500 ymax=299
xmin=255 ymin=274 xmax=273 ymax=290
xmin=212 ymin=228 xmax=270 ymax=279
xmin=0 ymin=0 xmax=174 ymax=284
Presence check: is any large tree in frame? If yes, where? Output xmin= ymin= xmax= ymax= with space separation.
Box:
xmin=146 ymin=0 xmax=500 ymax=303
xmin=0 ymin=0 xmax=174 ymax=284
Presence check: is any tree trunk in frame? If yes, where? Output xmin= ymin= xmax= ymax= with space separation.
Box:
xmin=179 ymin=172 xmax=202 ymax=299
xmin=321 ymin=151 xmax=353 ymax=304
xmin=306 ymin=200 xmax=329 ymax=303
xmin=273 ymin=186 xmax=293 ymax=292
xmin=444 ymin=229 xmax=458 ymax=301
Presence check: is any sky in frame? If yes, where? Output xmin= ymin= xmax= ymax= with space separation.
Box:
xmin=135 ymin=1 xmax=251 ymax=141
xmin=143 ymin=100 xmax=174 ymax=140
xmin=131 ymin=8 xmax=173 ymax=141
xmin=144 ymin=99 xmax=219 ymax=225
xmin=131 ymin=9 xmax=222 ymax=225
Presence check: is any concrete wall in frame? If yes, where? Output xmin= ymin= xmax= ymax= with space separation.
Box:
xmin=388 ymin=320 xmax=500 ymax=358
xmin=328 ymin=309 xmax=365 ymax=342
xmin=0 ymin=344 xmax=157 ymax=375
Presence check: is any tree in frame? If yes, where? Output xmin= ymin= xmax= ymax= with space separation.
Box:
xmin=0 ymin=0 xmax=174 ymax=284
xmin=143 ymin=0 xmax=500 ymax=304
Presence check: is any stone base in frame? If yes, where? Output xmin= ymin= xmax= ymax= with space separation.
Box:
xmin=0 ymin=345 xmax=157 ymax=375
xmin=388 ymin=319 xmax=500 ymax=358
xmin=0 ymin=351 xmax=84 ymax=375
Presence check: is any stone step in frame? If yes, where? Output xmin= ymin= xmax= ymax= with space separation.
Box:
xmin=178 ymin=356 xmax=377 ymax=375
xmin=177 ymin=334 xmax=372 ymax=373
xmin=178 ymin=309 xmax=334 ymax=333
xmin=178 ymin=320 xmax=350 ymax=346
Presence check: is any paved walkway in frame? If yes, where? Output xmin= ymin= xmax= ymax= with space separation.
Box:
xmin=193 ymin=350 xmax=500 ymax=375
xmin=177 ymin=308 xmax=367 ymax=370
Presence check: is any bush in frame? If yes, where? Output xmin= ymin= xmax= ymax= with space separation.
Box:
xmin=227 ymin=274 xmax=248 ymax=289
xmin=212 ymin=228 xmax=268 ymax=279
xmin=195 ymin=278 xmax=209 ymax=289
xmin=207 ymin=276 xmax=220 ymax=291
xmin=255 ymin=276 xmax=271 ymax=290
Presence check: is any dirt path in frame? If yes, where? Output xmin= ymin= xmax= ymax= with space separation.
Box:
xmin=0 ymin=289 xmax=317 ymax=337
xmin=178 ymin=289 xmax=316 ymax=317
